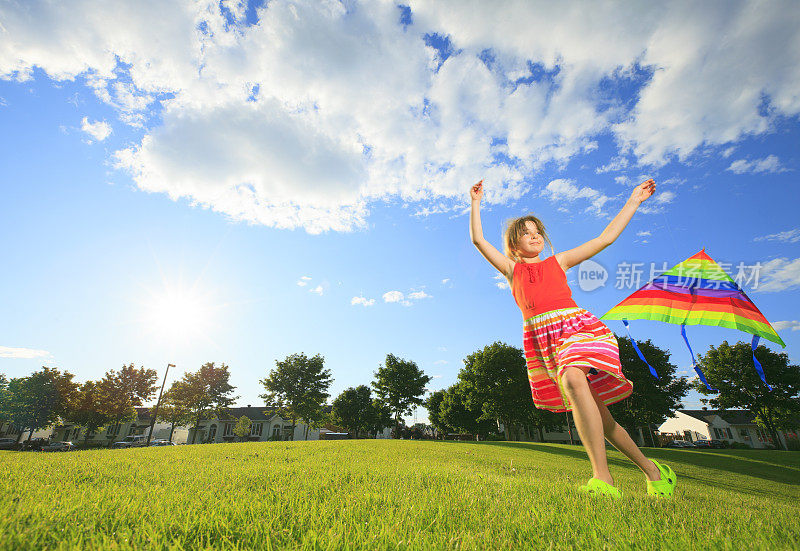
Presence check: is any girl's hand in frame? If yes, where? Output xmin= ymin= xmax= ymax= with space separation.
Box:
xmin=470 ymin=180 xmax=484 ymax=202
xmin=630 ymin=178 xmax=656 ymax=204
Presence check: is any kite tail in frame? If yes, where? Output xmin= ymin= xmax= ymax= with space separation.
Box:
xmin=751 ymin=336 xmax=773 ymax=390
xmin=680 ymin=324 xmax=718 ymax=392
xmin=622 ymin=319 xmax=659 ymax=379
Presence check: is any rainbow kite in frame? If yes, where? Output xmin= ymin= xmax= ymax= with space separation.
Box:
xmin=600 ymin=249 xmax=785 ymax=391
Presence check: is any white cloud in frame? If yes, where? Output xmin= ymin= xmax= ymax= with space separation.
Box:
xmin=754 ymin=229 xmax=800 ymax=244
xmin=80 ymin=117 xmax=112 ymax=142
xmin=494 ymin=273 xmax=509 ymax=289
xmin=1 ymin=1 xmax=799 ymax=232
xmin=772 ymin=320 xmax=800 ymax=332
xmin=297 ymin=276 xmax=312 ymax=287
xmin=596 ymin=156 xmax=629 ymax=173
xmin=721 ymin=146 xmax=736 ymax=158
xmin=0 ymin=346 xmax=51 ymax=359
xmin=655 ymin=190 xmax=675 ymax=204
xmin=382 ymin=288 xmax=429 ymax=306
xmin=441 ymin=278 xmax=450 ymax=285
xmin=542 ymin=178 xmax=610 ymax=216
xmin=726 ymin=155 xmax=787 ymax=174
xmin=309 ymin=285 xmax=323 ymax=295
xmin=757 ymin=257 xmax=800 ymax=292
xmin=637 ymin=230 xmax=652 ymax=237
xmin=383 ymin=291 xmax=404 ymax=303
xmin=351 ymin=295 xmax=375 ymax=306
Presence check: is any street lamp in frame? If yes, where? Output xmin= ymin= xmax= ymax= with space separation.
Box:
xmin=146 ymin=363 xmax=175 ymax=446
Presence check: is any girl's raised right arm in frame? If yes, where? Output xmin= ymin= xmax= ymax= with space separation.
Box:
xmin=470 ymin=180 xmax=515 ymax=278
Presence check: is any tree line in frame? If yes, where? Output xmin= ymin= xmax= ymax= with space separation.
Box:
xmin=0 ymin=352 xmax=429 ymax=445
xmin=1 ymin=339 xmax=796 ymax=448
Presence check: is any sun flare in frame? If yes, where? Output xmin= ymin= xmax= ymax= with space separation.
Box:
xmin=143 ymin=284 xmax=215 ymax=343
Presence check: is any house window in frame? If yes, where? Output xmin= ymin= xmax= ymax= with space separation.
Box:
xmin=106 ymin=424 xmax=120 ymax=437
xmin=713 ymin=428 xmax=724 ymax=439
xmin=272 ymin=426 xmax=281 ymax=439
xmin=739 ymin=429 xmax=749 ymax=439
xmin=208 ymin=424 xmax=217 ymax=441
xmin=251 ymin=423 xmax=263 ymax=436
xmin=726 ymin=428 xmax=732 ymax=439
xmin=223 ymin=423 xmax=233 ymax=437
xmin=72 ymin=428 xmax=80 ymax=440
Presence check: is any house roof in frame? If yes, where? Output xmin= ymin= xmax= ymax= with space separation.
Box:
xmin=679 ymin=409 xmax=756 ymax=425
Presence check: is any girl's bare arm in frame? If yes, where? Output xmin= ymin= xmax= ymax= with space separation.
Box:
xmin=470 ymin=181 xmax=515 ymax=278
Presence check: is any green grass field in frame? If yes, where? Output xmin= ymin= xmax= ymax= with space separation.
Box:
xmin=1 ymin=440 xmax=798 ymax=550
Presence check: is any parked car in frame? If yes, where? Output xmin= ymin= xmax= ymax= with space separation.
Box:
xmin=42 ymin=441 xmax=75 ymax=452
xmin=112 ymin=435 xmax=149 ymax=449
xmin=709 ymin=439 xmax=727 ymax=448
xmin=0 ymin=437 xmax=21 ymax=451
xmin=665 ymin=439 xmax=695 ymax=448
xmin=20 ymin=438 xmax=49 ymax=451
xmin=149 ymin=440 xmax=176 ymax=446
xmin=693 ymin=439 xmax=713 ymax=448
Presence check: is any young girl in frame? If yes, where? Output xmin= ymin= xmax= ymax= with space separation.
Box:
xmin=469 ymin=178 xmax=676 ymax=499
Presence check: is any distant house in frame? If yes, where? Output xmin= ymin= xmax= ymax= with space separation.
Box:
xmin=658 ymin=409 xmax=797 ymax=448
xmin=0 ymin=408 xmax=190 ymax=445
xmin=187 ymin=405 xmax=393 ymax=443
xmin=51 ymin=407 xmax=192 ymax=445
xmin=3 ymin=404 xmax=395 ymax=446
xmin=0 ymin=422 xmax=54 ymax=442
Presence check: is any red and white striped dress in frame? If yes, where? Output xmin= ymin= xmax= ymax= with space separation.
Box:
xmin=511 ymin=256 xmax=633 ymax=413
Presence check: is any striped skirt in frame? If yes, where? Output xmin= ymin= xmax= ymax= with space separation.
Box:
xmin=523 ymin=306 xmax=633 ymax=413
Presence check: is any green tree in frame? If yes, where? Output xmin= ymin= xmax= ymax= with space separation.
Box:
xmin=233 ymin=415 xmax=253 ymax=441
xmin=6 ymin=367 xmax=79 ymax=442
xmin=608 ymin=335 xmax=690 ymax=446
xmin=365 ymin=398 xmax=394 ymax=438
xmin=68 ymin=380 xmax=111 ymax=446
xmin=439 ymin=383 xmax=495 ymax=440
xmin=331 ymin=385 xmax=375 ymax=438
xmin=423 ymin=389 xmax=447 ymax=439
xmin=156 ymin=382 xmax=197 ymax=442
xmin=0 ymin=373 xmax=10 ymax=428
xmin=372 ymin=354 xmax=432 ymax=439
xmin=174 ymin=362 xmax=238 ymax=444
xmin=692 ymin=340 xmax=800 ymax=450
xmin=97 ymin=364 xmax=159 ymax=434
xmin=457 ymin=342 xmax=531 ymax=441
xmin=259 ymin=353 xmax=332 ymax=441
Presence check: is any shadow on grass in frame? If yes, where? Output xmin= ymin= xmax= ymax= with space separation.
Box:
xmin=445 ymin=441 xmax=800 ymax=490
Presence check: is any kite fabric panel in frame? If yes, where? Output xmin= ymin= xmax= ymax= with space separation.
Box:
xmin=600 ymin=249 xmax=785 ymax=347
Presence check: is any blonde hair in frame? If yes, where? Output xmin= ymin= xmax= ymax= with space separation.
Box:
xmin=502 ymin=214 xmax=555 ymax=263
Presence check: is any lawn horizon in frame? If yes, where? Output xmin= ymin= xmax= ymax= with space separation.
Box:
xmin=1 ymin=439 xmax=798 ymax=550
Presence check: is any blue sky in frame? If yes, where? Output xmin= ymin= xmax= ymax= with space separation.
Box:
xmin=2 ymin=1 xmax=799 ymax=426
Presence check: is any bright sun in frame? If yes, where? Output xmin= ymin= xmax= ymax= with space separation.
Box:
xmin=143 ymin=284 xmax=215 ymax=343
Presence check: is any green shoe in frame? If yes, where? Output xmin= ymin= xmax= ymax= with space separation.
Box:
xmin=646 ymin=459 xmax=677 ymax=498
xmin=578 ymin=478 xmax=623 ymax=500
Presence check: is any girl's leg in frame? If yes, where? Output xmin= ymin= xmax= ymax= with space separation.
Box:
xmin=587 ymin=383 xmax=661 ymax=481
xmin=560 ymin=366 xmax=614 ymax=485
